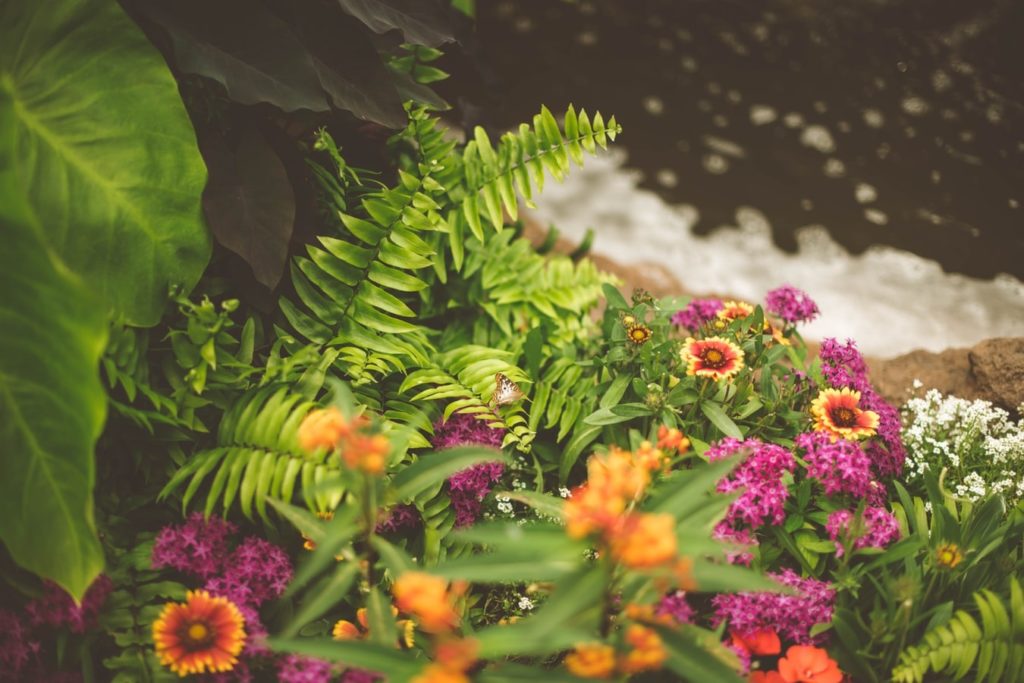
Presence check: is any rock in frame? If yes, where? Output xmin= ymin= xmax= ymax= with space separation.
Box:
xmin=868 ymin=347 xmax=981 ymax=407
xmin=968 ymin=338 xmax=1024 ymax=410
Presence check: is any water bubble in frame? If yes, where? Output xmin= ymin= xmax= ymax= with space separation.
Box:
xmin=931 ymin=70 xmax=952 ymax=92
xmin=680 ymin=56 xmax=698 ymax=72
xmin=823 ymin=159 xmax=846 ymax=177
xmin=712 ymin=114 xmax=729 ymax=128
xmin=855 ymin=183 xmax=877 ymax=204
xmin=656 ymin=169 xmax=678 ymax=188
xmin=703 ymin=135 xmax=746 ymax=158
xmin=703 ymin=154 xmax=730 ymax=174
xmin=862 ymin=109 xmax=885 ymax=128
xmin=577 ymin=30 xmax=598 ymax=46
xmin=642 ymin=96 xmax=665 ymax=116
xmin=901 ymin=96 xmax=930 ymax=116
xmin=864 ymin=208 xmax=889 ymax=225
xmin=783 ymin=112 xmax=805 ymax=128
xmin=801 ymin=125 xmax=836 ymax=153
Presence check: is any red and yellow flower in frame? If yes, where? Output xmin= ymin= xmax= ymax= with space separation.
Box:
xmin=333 ymin=604 xmax=415 ymax=647
xmin=565 ymin=642 xmax=617 ymax=679
xmin=717 ymin=300 xmax=755 ymax=322
xmin=153 ymin=590 xmax=246 ymax=677
xmin=298 ymin=407 xmax=349 ymax=452
xmin=392 ymin=572 xmax=464 ymax=634
xmin=810 ymin=388 xmax=879 ymax=441
xmin=935 ymin=542 xmax=963 ymax=569
xmin=681 ymin=336 xmax=745 ymax=381
xmin=776 ymin=645 xmax=843 ymax=683
xmin=656 ymin=425 xmax=689 ymax=452
xmin=626 ymin=323 xmax=653 ymax=346
xmin=299 ymin=408 xmax=391 ymax=474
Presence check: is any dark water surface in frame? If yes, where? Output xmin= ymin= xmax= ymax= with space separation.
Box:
xmin=458 ymin=0 xmax=1024 ymax=280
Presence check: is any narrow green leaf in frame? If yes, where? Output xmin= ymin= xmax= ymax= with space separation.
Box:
xmin=390 ymin=447 xmax=509 ymax=501
xmin=700 ymin=401 xmax=745 ymax=439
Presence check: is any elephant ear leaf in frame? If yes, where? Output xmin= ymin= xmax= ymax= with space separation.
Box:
xmin=0 ymin=173 xmax=108 ymax=601
xmin=0 ymin=0 xmax=210 ymax=326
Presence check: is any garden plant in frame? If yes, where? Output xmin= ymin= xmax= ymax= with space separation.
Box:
xmin=1 ymin=1 xmax=1022 ymax=682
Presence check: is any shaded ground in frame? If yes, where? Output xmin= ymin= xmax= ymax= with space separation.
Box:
xmin=447 ymin=0 xmax=1024 ymax=280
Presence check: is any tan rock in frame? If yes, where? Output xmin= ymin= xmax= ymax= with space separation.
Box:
xmin=968 ymin=338 xmax=1024 ymax=410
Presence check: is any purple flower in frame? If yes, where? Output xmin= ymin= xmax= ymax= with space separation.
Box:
xmin=656 ymin=591 xmax=695 ymax=624
xmin=796 ymin=432 xmax=874 ymax=498
xmin=152 ymin=513 xmax=236 ymax=579
xmin=205 ymin=537 xmax=292 ymax=608
xmin=276 ymin=654 xmax=334 ymax=683
xmin=827 ymin=507 xmax=901 ymax=556
xmin=341 ymin=669 xmax=383 ymax=683
xmin=817 ymin=339 xmax=906 ymax=478
xmin=713 ymin=523 xmax=757 ymax=566
xmin=207 ymin=661 xmax=254 ymax=682
xmin=707 ymin=438 xmax=795 ymax=530
xmin=433 ymin=414 xmax=507 ymax=527
xmin=376 ymin=504 xmax=420 ymax=534
xmin=431 ymin=413 xmax=505 ymax=450
xmin=24 ymin=575 xmax=113 ymax=634
xmin=0 ymin=609 xmax=37 ymax=682
xmin=765 ymin=285 xmax=819 ymax=325
xmin=712 ymin=569 xmax=835 ymax=644
xmin=449 ymin=462 xmax=505 ymax=528
xmin=671 ymin=298 xmax=724 ymax=330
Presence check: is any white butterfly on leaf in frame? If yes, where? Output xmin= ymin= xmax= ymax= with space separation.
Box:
xmin=491 ymin=372 xmax=525 ymax=407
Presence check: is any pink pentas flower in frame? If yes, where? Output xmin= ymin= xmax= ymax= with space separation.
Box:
xmin=341 ymin=669 xmax=383 ymax=683
xmin=431 ymin=413 xmax=505 ymax=450
xmin=765 ymin=285 xmax=819 ymax=325
xmin=376 ymin=504 xmax=420 ymax=534
xmin=827 ymin=507 xmax=901 ymax=556
xmin=671 ymin=298 xmax=724 ymax=330
xmin=656 ymin=591 xmax=695 ymax=624
xmin=713 ymin=523 xmax=758 ymax=566
xmin=433 ymin=414 xmax=506 ymax=527
xmin=712 ymin=569 xmax=835 ymax=644
xmin=152 ymin=513 xmax=236 ymax=579
xmin=0 ymin=608 xmax=38 ymax=681
xmin=796 ymin=432 xmax=874 ymax=497
xmin=204 ymin=537 xmax=293 ymax=609
xmin=707 ymin=438 xmax=795 ymax=530
xmin=24 ymin=575 xmax=113 ymax=634
xmin=276 ymin=654 xmax=334 ymax=683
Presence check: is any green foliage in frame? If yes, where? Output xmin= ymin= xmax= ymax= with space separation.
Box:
xmin=0 ymin=171 xmax=108 ymax=600
xmin=0 ymin=0 xmax=211 ymax=326
xmin=892 ymin=579 xmax=1024 ymax=682
xmin=159 ymin=384 xmax=336 ymax=520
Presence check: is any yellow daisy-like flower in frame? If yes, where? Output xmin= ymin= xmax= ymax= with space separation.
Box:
xmin=565 ymin=642 xmax=617 ymax=679
xmin=626 ymin=323 xmax=653 ymax=345
xmin=153 ymin=590 xmax=246 ymax=677
xmin=717 ymin=300 xmax=755 ymax=322
xmin=810 ymin=387 xmax=880 ymax=441
xmin=680 ymin=336 xmax=745 ymax=381
xmin=935 ymin=543 xmax=963 ymax=569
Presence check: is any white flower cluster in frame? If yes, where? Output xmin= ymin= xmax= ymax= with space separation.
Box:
xmin=902 ymin=388 xmax=1024 ymax=504
xmin=517 ymin=595 xmax=535 ymax=611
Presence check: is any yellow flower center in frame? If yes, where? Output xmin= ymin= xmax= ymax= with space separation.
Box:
xmin=186 ymin=622 xmax=210 ymax=643
xmin=701 ymin=348 xmax=726 ymax=367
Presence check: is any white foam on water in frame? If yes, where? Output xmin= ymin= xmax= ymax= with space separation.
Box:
xmin=528 ymin=151 xmax=1024 ymax=357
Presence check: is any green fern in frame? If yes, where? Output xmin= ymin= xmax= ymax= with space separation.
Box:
xmin=400 ymin=345 xmax=534 ymax=450
xmin=892 ymin=578 xmax=1024 ymax=682
xmin=529 ymin=353 xmax=597 ymax=443
xmin=159 ymin=384 xmax=343 ymax=520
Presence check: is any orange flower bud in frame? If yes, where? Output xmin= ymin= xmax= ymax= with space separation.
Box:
xmin=411 ymin=663 xmax=470 ymax=683
xmin=634 ymin=441 xmax=667 ymax=471
xmin=619 ymin=624 xmax=667 ymax=674
xmin=298 ymin=407 xmax=348 ymax=452
xmin=564 ymin=643 xmax=617 ymax=679
xmin=623 ymin=603 xmax=675 ymax=627
xmin=610 ymin=513 xmax=677 ymax=569
xmin=657 ymin=426 xmax=690 ymax=452
xmin=392 ymin=572 xmax=460 ymax=634
xmin=434 ymin=637 xmax=479 ymax=672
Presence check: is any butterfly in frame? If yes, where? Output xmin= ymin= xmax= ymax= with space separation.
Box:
xmin=491 ymin=372 xmax=525 ymax=406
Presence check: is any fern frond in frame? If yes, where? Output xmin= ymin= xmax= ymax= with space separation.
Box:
xmin=529 ymin=354 xmax=597 ymax=443
xmin=460 ymin=104 xmax=620 ymax=238
xmin=892 ymin=578 xmax=1024 ymax=682
xmin=399 ymin=345 xmax=535 ymax=450
xmin=159 ymin=385 xmax=343 ymax=520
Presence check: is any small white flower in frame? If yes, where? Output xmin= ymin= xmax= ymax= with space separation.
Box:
xmin=559 ymin=487 xmax=572 ymax=498
xmin=518 ymin=596 xmax=535 ymax=611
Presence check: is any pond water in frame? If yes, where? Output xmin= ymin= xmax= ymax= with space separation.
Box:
xmin=456 ymin=0 xmax=1024 ymax=355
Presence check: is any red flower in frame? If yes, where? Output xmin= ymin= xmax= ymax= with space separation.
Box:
xmin=731 ymin=629 xmax=782 ymax=656
xmin=681 ymin=336 xmax=745 ymax=381
xmin=811 ymin=388 xmax=879 ymax=441
xmin=153 ymin=590 xmax=246 ymax=676
xmin=777 ymin=645 xmax=843 ymax=683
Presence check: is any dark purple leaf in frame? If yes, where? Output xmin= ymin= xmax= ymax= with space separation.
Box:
xmin=202 ymin=124 xmax=295 ymax=289
xmin=337 ymin=0 xmax=455 ymax=47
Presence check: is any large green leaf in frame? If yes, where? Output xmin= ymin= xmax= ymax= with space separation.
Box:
xmin=0 ymin=0 xmax=210 ymax=326
xmin=0 ymin=163 xmax=107 ymax=600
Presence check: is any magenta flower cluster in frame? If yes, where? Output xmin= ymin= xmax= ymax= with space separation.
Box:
xmin=656 ymin=591 xmax=695 ymax=624
xmin=826 ymin=507 xmax=901 ymax=556
xmin=712 ymin=568 xmax=836 ymax=644
xmin=670 ymin=298 xmax=724 ymax=330
xmin=0 ymin=574 xmax=114 ymax=683
xmin=765 ymin=285 xmax=819 ymax=325
xmin=376 ymin=503 xmax=420 ymax=534
xmin=432 ymin=414 xmax=507 ymax=527
xmin=818 ymin=338 xmax=906 ymax=477
xmin=152 ymin=513 xmax=292 ymax=655
xmin=276 ymin=654 xmax=334 ymax=683
xmin=713 ymin=525 xmax=758 ymax=566
xmin=796 ymin=431 xmax=875 ymax=498
xmin=707 ymin=438 xmax=795 ymax=530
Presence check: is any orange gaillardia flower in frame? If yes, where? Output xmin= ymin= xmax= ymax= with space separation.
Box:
xmin=810 ymin=388 xmax=879 ymax=441
xmin=681 ymin=336 xmax=745 ymax=381
xmin=626 ymin=323 xmax=653 ymax=346
xmin=717 ymin=300 xmax=755 ymax=322
xmin=153 ymin=590 xmax=246 ymax=677
xmin=619 ymin=624 xmax=667 ymax=674
xmin=298 ymin=407 xmax=349 ymax=452
xmin=610 ymin=513 xmax=678 ymax=569
xmin=776 ymin=645 xmax=843 ymax=683
xmin=392 ymin=572 xmax=462 ymax=633
xmin=565 ymin=642 xmax=617 ymax=679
